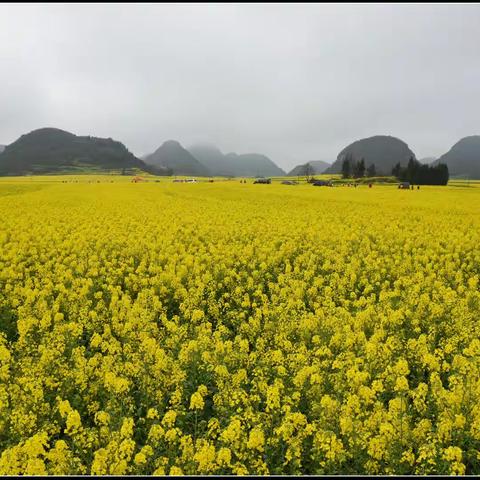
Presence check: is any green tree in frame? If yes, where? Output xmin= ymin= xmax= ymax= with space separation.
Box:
xmin=392 ymin=162 xmax=402 ymax=178
xmin=406 ymin=156 xmax=417 ymax=183
xmin=367 ymin=163 xmax=376 ymax=177
xmin=357 ymin=158 xmax=366 ymax=178
xmin=341 ymin=154 xmax=352 ymax=179
xmin=303 ymin=162 xmax=314 ymax=182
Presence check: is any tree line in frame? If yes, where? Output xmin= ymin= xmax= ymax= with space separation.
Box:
xmin=392 ymin=157 xmax=449 ymax=185
xmin=341 ymin=153 xmax=449 ymax=185
xmin=341 ymin=153 xmax=376 ymax=179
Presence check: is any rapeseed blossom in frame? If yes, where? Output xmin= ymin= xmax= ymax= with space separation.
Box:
xmin=0 ymin=177 xmax=479 ymax=474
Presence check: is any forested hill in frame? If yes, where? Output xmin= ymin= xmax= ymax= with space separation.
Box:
xmin=435 ymin=136 xmax=480 ymax=178
xmin=0 ymin=128 xmax=150 ymax=175
xmin=325 ymin=135 xmax=416 ymax=176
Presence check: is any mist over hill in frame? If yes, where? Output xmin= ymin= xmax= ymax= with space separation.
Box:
xmin=434 ymin=136 xmax=480 ymax=178
xmin=0 ymin=128 xmax=150 ymax=175
xmin=3 ymin=128 xmax=479 ymax=179
xmin=287 ymin=160 xmax=330 ymax=176
xmin=187 ymin=143 xmax=285 ymax=177
xmin=143 ymin=140 xmax=210 ymax=176
xmin=325 ymin=135 xmax=416 ymax=175
xmin=418 ymin=157 xmax=437 ymax=165
xmin=223 ymin=152 xmax=285 ymax=177
xmin=188 ymin=144 xmax=234 ymax=176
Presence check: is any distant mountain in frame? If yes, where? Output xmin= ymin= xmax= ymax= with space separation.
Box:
xmin=325 ymin=135 xmax=416 ymax=175
xmin=435 ymin=136 xmax=480 ymax=178
xmin=188 ymin=143 xmax=285 ymax=177
xmin=0 ymin=145 xmax=5 ymax=154
xmin=224 ymin=152 xmax=285 ymax=177
xmin=288 ymin=160 xmax=330 ymax=176
xmin=144 ymin=140 xmax=210 ymax=176
xmin=188 ymin=143 xmax=234 ymax=176
xmin=0 ymin=128 xmax=151 ymax=175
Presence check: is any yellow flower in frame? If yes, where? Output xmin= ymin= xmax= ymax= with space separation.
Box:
xmin=162 ymin=410 xmax=177 ymax=428
xmin=65 ymin=410 xmax=82 ymax=434
xmin=169 ymin=466 xmax=184 ymax=475
xmin=216 ymin=447 xmax=232 ymax=467
xmin=394 ymin=376 xmax=409 ymax=392
xmin=194 ymin=442 xmax=216 ymax=473
xmin=189 ymin=391 xmax=205 ymax=411
xmin=134 ymin=452 xmax=147 ymax=465
xmin=147 ymin=408 xmax=159 ymax=420
xmin=94 ymin=411 xmax=110 ymax=426
xmin=120 ymin=418 xmax=134 ymax=438
xmin=247 ymin=428 xmax=265 ymax=452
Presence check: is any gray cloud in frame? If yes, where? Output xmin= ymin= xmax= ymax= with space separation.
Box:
xmin=1 ymin=3 xmax=480 ymax=169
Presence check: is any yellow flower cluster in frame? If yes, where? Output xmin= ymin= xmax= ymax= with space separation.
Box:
xmin=0 ymin=177 xmax=479 ymax=475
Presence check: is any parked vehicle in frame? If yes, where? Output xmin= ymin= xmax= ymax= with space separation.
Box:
xmin=312 ymin=180 xmax=333 ymax=187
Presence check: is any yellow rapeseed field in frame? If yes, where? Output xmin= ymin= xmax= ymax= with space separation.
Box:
xmin=0 ymin=177 xmax=479 ymax=475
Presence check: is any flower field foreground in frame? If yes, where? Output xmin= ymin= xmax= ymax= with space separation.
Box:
xmin=0 ymin=177 xmax=479 ymax=475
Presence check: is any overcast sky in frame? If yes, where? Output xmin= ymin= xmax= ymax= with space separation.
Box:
xmin=1 ymin=3 xmax=480 ymax=169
